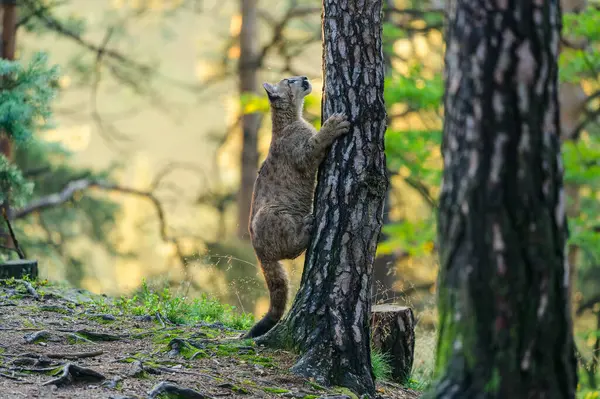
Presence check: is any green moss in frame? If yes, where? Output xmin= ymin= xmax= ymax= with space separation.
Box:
xmin=231 ymin=385 xmax=250 ymax=394
xmin=263 ymin=387 xmax=289 ymax=394
xmin=239 ymin=354 xmax=275 ymax=368
xmin=333 ymin=387 xmax=359 ymax=399
xmin=305 ymin=381 xmax=326 ymax=391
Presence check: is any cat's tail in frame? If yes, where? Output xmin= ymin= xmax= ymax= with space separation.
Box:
xmin=244 ymin=259 xmax=288 ymax=338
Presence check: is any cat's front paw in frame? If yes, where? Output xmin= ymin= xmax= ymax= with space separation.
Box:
xmin=323 ymin=113 xmax=351 ymax=138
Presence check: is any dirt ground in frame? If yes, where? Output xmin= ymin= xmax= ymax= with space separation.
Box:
xmin=0 ymin=281 xmax=420 ymax=399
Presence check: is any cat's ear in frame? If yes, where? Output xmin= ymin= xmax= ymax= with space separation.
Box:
xmin=263 ymin=83 xmax=281 ymax=100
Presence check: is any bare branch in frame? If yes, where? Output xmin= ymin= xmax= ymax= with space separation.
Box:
xmin=577 ymin=293 xmax=600 ymax=316
xmin=9 ymin=178 xmax=195 ymax=274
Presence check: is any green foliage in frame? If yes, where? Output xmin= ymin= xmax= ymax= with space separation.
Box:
xmin=379 ymin=219 xmax=436 ymax=257
xmin=381 ymin=63 xmax=443 ymax=259
xmin=561 ymin=7 xmax=600 ymax=82
xmin=0 ymin=52 xmax=59 ymax=143
xmin=0 ymin=51 xmax=120 ymax=276
xmin=384 ymin=68 xmax=443 ymax=112
xmin=0 ymin=155 xmax=33 ymax=207
xmin=100 ymin=281 xmax=254 ymax=330
xmin=240 ymin=92 xmax=270 ymax=114
xmin=385 ymin=129 xmax=442 ymax=187
xmin=0 ymin=52 xmax=57 ymax=209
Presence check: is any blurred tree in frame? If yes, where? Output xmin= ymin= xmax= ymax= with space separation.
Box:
xmin=0 ymin=0 xmax=18 ymax=251
xmin=257 ymin=0 xmax=387 ymax=395
xmin=429 ymin=0 xmax=578 ymax=397
xmin=237 ymin=0 xmax=262 ymax=240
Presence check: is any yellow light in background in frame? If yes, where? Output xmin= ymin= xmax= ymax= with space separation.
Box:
xmin=230 ymin=14 xmax=242 ymax=36
xmin=228 ymin=45 xmax=241 ymax=59
xmin=428 ymin=30 xmax=443 ymax=47
xmin=149 ymin=0 xmax=163 ymax=10
xmin=111 ymin=0 xmax=125 ymax=8
xmin=254 ymin=297 xmax=269 ymax=318
xmin=58 ymin=75 xmax=71 ymax=89
xmin=411 ymin=19 xmax=427 ymax=30
xmin=580 ymin=186 xmax=592 ymax=197
xmin=43 ymin=124 xmax=92 ymax=152
xmin=413 ymin=35 xmax=429 ymax=58
xmin=194 ymin=60 xmax=210 ymax=82
xmin=394 ymin=39 xmax=412 ymax=59
xmin=399 ymin=165 xmax=411 ymax=178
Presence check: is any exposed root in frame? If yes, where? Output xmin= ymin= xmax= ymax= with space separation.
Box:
xmin=0 ymin=371 xmax=23 ymax=381
xmin=23 ymin=330 xmax=51 ymax=344
xmin=0 ymin=279 xmax=40 ymax=300
xmin=58 ymin=328 xmax=125 ymax=341
xmin=128 ymin=360 xmax=161 ymax=378
xmin=46 ymin=350 xmax=104 ymax=360
xmin=148 ymin=381 xmax=214 ymax=399
xmin=42 ymin=363 xmax=106 ymax=387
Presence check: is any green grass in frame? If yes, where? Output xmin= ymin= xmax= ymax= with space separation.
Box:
xmin=95 ymin=281 xmax=254 ymax=330
xmin=371 ymin=348 xmax=393 ymax=381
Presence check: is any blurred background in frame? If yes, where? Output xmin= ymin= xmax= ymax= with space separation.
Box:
xmin=0 ymin=0 xmax=598 ymax=390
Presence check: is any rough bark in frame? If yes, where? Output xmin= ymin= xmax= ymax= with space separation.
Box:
xmin=256 ymin=0 xmax=387 ymax=396
xmin=237 ymin=0 xmax=262 ymax=240
xmin=0 ymin=0 xmax=17 ymax=251
xmin=429 ymin=1 xmax=578 ymax=398
xmin=371 ymin=304 xmax=415 ymax=384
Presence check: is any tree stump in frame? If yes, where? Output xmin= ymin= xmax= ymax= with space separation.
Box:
xmin=0 ymin=259 xmax=38 ymax=279
xmin=371 ymin=304 xmax=415 ymax=384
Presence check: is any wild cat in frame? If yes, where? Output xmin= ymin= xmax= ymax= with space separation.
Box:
xmin=244 ymin=76 xmax=350 ymax=338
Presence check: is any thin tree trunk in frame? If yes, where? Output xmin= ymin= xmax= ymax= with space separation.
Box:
xmin=429 ymin=1 xmax=578 ymax=397
xmin=237 ymin=0 xmax=262 ymax=240
xmin=558 ymin=0 xmax=589 ymax=306
xmin=372 ymin=0 xmax=400 ymax=300
xmin=0 ymin=0 xmax=17 ymax=251
xmin=256 ymin=0 xmax=387 ymax=396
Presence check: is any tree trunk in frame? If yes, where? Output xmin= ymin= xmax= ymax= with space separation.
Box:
xmin=372 ymin=0 xmax=399 ymax=300
xmin=558 ymin=81 xmax=586 ymax=306
xmin=558 ymin=0 xmax=589 ymax=306
xmin=237 ymin=0 xmax=262 ymax=240
xmin=371 ymin=304 xmax=415 ymax=384
xmin=256 ymin=0 xmax=387 ymax=396
xmin=0 ymin=0 xmax=17 ymax=251
xmin=429 ymin=1 xmax=578 ymax=397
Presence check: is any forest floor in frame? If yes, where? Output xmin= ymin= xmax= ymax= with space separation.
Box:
xmin=0 ymin=279 xmax=421 ymax=399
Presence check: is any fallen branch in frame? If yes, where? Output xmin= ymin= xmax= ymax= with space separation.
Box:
xmin=56 ymin=328 xmax=125 ymax=342
xmin=10 ymin=178 xmax=196 ymax=275
xmin=46 ymin=350 xmax=104 ymax=360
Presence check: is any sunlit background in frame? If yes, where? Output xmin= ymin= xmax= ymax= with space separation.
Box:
xmin=2 ymin=0 xmax=599 ymax=392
